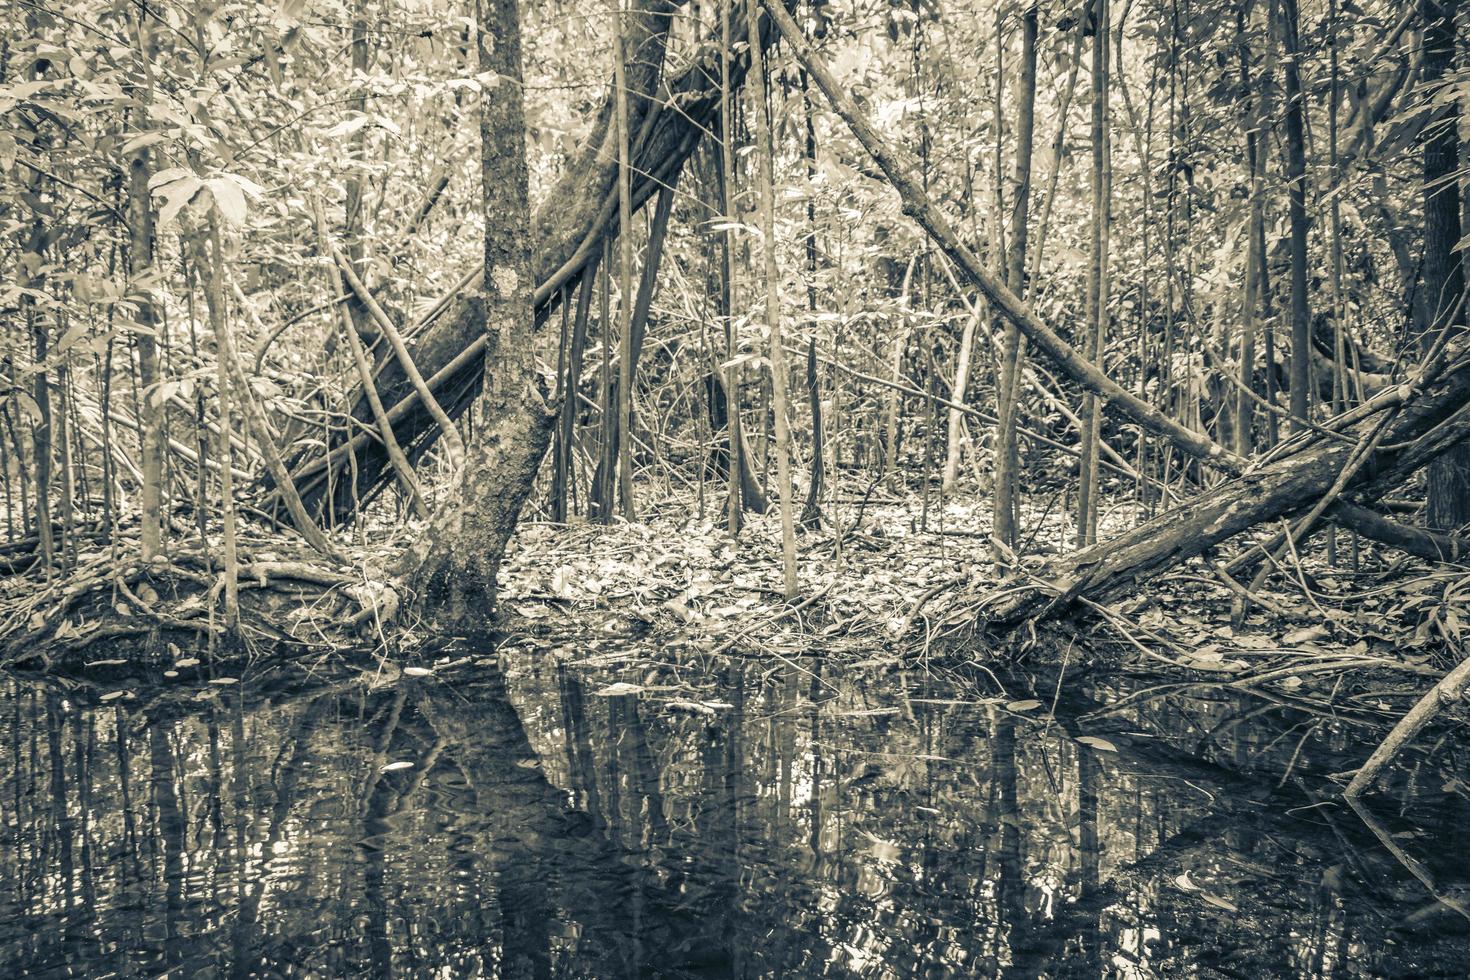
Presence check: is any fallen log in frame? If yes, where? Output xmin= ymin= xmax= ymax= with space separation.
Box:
xmin=972 ymin=351 xmax=1470 ymax=628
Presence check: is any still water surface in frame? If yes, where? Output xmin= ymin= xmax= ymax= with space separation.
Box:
xmin=2 ymin=646 xmax=1469 ymax=978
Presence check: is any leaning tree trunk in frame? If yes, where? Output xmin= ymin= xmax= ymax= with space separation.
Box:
xmin=264 ymin=1 xmax=794 ymax=528
xmin=763 ymin=0 xmax=1244 ymax=477
xmin=399 ymin=0 xmax=553 ymax=622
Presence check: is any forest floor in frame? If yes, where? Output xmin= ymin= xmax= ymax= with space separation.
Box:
xmin=3 ymin=490 xmax=1465 ymax=737
xmin=484 ymin=492 xmax=1468 ymax=723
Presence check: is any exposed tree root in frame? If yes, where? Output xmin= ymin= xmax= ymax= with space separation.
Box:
xmin=0 ymin=528 xmax=400 ymax=673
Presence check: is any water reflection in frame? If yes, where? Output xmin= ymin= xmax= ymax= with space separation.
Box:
xmin=1 ymin=654 xmax=1468 ymax=977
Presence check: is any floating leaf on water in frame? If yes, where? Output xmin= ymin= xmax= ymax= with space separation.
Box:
xmin=99 ymin=691 xmax=124 ymax=702
xmin=593 ymin=682 xmax=644 ymax=697
xmin=175 ymin=658 xmax=200 ymax=668
xmin=403 ymin=666 xmax=433 ymax=677
xmin=1175 ymin=871 xmax=1201 ymax=892
xmin=379 ymin=761 xmax=414 ymax=773
xmin=868 ymin=837 xmax=902 ymax=863
xmin=163 ymin=670 xmax=179 ymax=679
xmin=1007 ymin=699 xmax=1043 ymax=712
xmin=209 ymin=677 xmax=239 ymax=686
xmin=1076 ymin=735 xmax=1118 ymax=753
xmin=86 ymin=659 xmax=127 ymax=667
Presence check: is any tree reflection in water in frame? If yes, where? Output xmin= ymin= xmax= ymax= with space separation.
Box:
xmin=1 ymin=654 xmax=1468 ymax=978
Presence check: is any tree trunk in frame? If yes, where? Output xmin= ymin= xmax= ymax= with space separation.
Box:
xmin=1280 ymin=0 xmax=1313 ymax=430
xmin=1421 ymin=0 xmax=1470 ymax=529
xmin=1235 ymin=2 xmax=1264 ymax=457
xmin=402 ymin=0 xmax=555 ymax=622
xmin=745 ymin=0 xmax=797 ymax=598
xmin=126 ymin=15 xmax=165 ymax=564
xmin=614 ymin=1 xmax=637 ymax=521
xmin=992 ymin=3 xmax=1038 ymax=549
xmin=1076 ymin=0 xmax=1109 ymax=548
xmin=943 ymin=308 xmax=979 ymax=494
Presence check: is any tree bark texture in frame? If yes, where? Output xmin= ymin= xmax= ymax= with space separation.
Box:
xmin=402 ymin=0 xmax=554 ymax=621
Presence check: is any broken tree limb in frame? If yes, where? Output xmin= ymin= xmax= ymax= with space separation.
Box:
xmin=1345 ymin=653 xmax=1470 ymax=797
xmin=216 ymin=283 xmax=347 ymax=565
xmin=1326 ymin=501 xmax=1468 ymax=563
xmin=324 ymin=231 xmax=465 ymax=471
xmin=336 ymin=293 xmax=430 ymax=521
xmin=761 ymin=0 xmax=1245 ymax=476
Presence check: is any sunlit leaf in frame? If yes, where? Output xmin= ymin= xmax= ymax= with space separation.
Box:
xmin=1201 ymin=894 xmax=1239 ymax=912
xmin=156 ymin=175 xmax=203 ymax=229
xmin=207 ymin=177 xmax=248 ymax=226
xmin=1076 ymin=735 xmax=1118 ymax=753
xmin=594 ymin=682 xmax=643 ymax=697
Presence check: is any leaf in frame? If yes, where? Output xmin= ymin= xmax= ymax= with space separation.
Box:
xmin=665 ymin=699 xmax=716 ymax=716
xmin=1007 ymin=699 xmax=1043 ymax=712
xmin=53 ymin=319 xmax=89 ymax=356
xmin=209 ymin=676 xmax=239 ymax=685
xmin=403 ymin=666 xmax=433 ymax=677
xmin=174 ymin=657 xmax=200 ymax=668
xmin=99 ymin=690 xmax=125 ymax=702
xmin=1076 ymin=735 xmax=1118 ymax=753
xmin=10 ymin=391 xmax=41 ymax=423
xmin=156 ymin=175 xmax=203 ymax=229
xmin=1284 ymin=624 xmax=1328 ymax=646
xmin=322 ymin=115 xmax=371 ymax=139
xmin=379 ymin=761 xmax=414 ymax=773
xmin=147 ymin=167 xmax=195 ymax=191
xmin=594 ymin=682 xmax=644 ymax=697
xmin=1201 ymin=894 xmax=1239 ymax=912
xmin=207 ymin=177 xmax=248 ymax=226
xmin=1175 ymin=871 xmax=1201 ymax=892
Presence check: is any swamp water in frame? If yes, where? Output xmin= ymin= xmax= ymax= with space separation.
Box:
xmin=1 ymin=647 xmax=1468 ymax=978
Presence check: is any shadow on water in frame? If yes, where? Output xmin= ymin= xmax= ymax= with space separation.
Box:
xmin=1 ymin=647 xmax=1469 ymax=978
